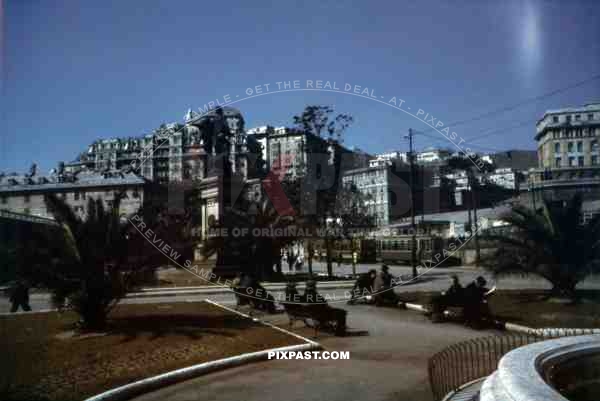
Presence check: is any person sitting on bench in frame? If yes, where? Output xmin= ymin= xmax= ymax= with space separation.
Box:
xmin=301 ymin=280 xmax=347 ymax=335
xmin=462 ymin=276 xmax=490 ymax=326
xmin=373 ymin=264 xmax=399 ymax=306
xmin=347 ymin=269 xmax=376 ymax=304
xmin=430 ymin=275 xmax=463 ymax=321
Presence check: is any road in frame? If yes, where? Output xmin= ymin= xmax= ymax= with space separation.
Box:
xmin=3 ymin=265 xmax=600 ymax=313
xmin=130 ymin=303 xmax=501 ymax=401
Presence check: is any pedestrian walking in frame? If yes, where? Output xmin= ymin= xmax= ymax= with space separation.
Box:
xmin=9 ymin=280 xmax=32 ymax=313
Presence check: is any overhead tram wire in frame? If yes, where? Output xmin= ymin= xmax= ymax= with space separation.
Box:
xmin=411 ymin=116 xmax=539 ymax=152
xmin=417 ymin=73 xmax=600 ymax=134
xmin=466 ymin=119 xmax=532 ymax=144
xmin=411 ymin=128 xmax=527 ymax=153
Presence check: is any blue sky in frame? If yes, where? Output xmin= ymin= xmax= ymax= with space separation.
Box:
xmin=1 ymin=0 xmax=599 ymax=173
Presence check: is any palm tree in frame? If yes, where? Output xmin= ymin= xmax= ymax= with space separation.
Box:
xmin=201 ymin=188 xmax=296 ymax=280
xmin=483 ymin=194 xmax=600 ymax=300
xmin=42 ymin=193 xmax=144 ymax=329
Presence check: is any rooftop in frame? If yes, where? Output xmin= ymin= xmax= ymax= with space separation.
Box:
xmin=387 ymin=205 xmax=511 ymax=225
xmin=0 ymin=169 xmax=146 ymax=193
xmin=538 ymin=102 xmax=600 ymax=117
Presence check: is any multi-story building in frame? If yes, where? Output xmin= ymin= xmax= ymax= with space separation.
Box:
xmin=246 ymin=125 xmax=370 ymax=178
xmin=416 ymin=148 xmax=451 ymax=164
xmin=0 ymin=168 xmax=148 ymax=219
xmin=67 ymin=106 xmax=259 ymax=185
xmin=342 ymin=161 xmax=443 ymax=226
xmin=369 ymin=151 xmax=408 ymax=168
xmin=531 ymin=103 xmax=600 ymax=194
xmin=342 ymin=164 xmax=393 ymax=226
xmin=488 ymin=168 xmax=521 ymax=190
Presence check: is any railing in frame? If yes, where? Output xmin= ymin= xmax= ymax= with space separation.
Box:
xmin=0 ymin=209 xmax=59 ymax=226
xmin=428 ymin=331 xmax=585 ymax=401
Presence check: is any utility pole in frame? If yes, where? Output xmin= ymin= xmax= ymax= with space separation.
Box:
xmin=407 ymin=129 xmax=418 ymax=279
xmin=420 ymin=165 xmax=425 ymax=223
xmin=469 ymin=172 xmax=480 ymax=266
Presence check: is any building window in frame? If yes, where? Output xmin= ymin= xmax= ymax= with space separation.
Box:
xmin=577 ymin=141 xmax=583 ymax=152
xmin=1 ymin=196 xmax=7 ymax=204
xmin=569 ymin=156 xmax=576 ymax=167
xmin=554 ymin=142 xmax=560 ymax=153
xmin=592 ymin=140 xmax=599 ymax=152
xmin=566 ymin=115 xmax=572 ymax=123
xmin=24 ymin=194 xmax=30 ymax=203
xmin=592 ymin=155 xmax=598 ymax=166
xmin=553 ymin=116 xmax=559 ymax=123
xmin=568 ymin=142 xmax=574 ymax=152
xmin=74 ymin=192 xmax=80 ymax=201
xmin=575 ymin=114 xmax=581 ymax=121
xmin=589 ymin=114 xmax=594 ymax=121
xmin=578 ymin=156 xmax=584 ymax=167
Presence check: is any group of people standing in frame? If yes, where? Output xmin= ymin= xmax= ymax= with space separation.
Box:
xmin=283 ymin=245 xmax=304 ymax=272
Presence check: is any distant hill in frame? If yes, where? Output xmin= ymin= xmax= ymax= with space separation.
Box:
xmin=490 ymin=150 xmax=538 ymax=171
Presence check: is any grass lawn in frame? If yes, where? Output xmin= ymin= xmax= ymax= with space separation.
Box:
xmin=152 ymin=267 xmax=352 ymax=288
xmin=400 ymin=289 xmax=600 ymax=329
xmin=154 ymin=265 xmax=218 ymax=287
xmin=0 ymin=301 xmax=303 ymax=401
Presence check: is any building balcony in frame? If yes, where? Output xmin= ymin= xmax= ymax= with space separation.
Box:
xmin=529 ymin=166 xmax=600 ymax=189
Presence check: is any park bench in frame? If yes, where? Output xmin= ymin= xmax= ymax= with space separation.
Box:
xmin=283 ymin=302 xmax=345 ymax=336
xmin=431 ymin=286 xmax=496 ymax=327
xmin=233 ymin=286 xmax=276 ymax=314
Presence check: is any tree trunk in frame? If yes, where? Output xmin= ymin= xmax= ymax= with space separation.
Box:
xmin=307 ymin=241 xmax=314 ymax=277
xmin=326 ymin=237 xmax=333 ymax=278
xmin=79 ymin=278 xmax=110 ymax=331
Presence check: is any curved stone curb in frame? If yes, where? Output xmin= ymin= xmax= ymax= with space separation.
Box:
xmin=84 ymin=299 xmax=321 ymax=401
xmin=404 ymin=302 xmax=428 ymax=313
xmin=504 ymin=321 xmax=600 ymax=336
xmin=0 ymin=308 xmax=56 ymax=316
xmin=401 ymin=302 xmax=600 ymax=336
xmin=84 ymin=343 xmax=319 ymax=401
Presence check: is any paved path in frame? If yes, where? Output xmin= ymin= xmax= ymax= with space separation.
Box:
xmin=131 ymin=304 xmax=500 ymax=401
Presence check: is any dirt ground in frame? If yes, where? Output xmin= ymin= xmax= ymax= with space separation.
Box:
xmin=0 ymin=301 xmax=302 ymax=401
